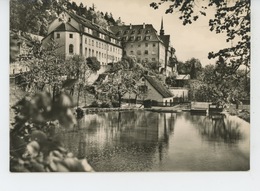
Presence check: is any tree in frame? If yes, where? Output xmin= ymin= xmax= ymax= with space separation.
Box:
xmin=86 ymin=57 xmax=101 ymax=72
xmin=10 ymin=0 xmax=59 ymax=36
xmin=96 ymin=58 xmax=141 ymax=107
xmin=185 ymin=58 xmax=202 ymax=79
xmin=150 ymin=0 xmax=250 ymax=75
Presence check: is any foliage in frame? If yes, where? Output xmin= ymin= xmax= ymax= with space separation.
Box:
xmin=75 ymin=107 xmax=84 ymax=119
xmin=86 ymin=57 xmax=101 ymax=72
xmin=89 ymin=100 xmax=100 ymax=108
xmin=188 ymin=63 xmax=250 ymax=103
xmin=10 ymin=0 xmax=124 ymax=38
xmin=165 ymin=74 xmax=177 ymax=87
xmin=10 ymin=0 xmax=59 ymax=36
xmin=96 ymin=57 xmax=142 ymax=107
xmin=176 ymin=58 xmax=202 ymax=78
xmin=100 ymin=102 xmax=112 ymax=108
xmin=150 ymin=0 xmax=250 ymax=75
xmin=10 ymin=91 xmax=94 ymax=172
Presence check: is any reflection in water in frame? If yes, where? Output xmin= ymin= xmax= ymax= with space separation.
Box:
xmin=60 ymin=111 xmax=249 ymax=171
xmin=191 ymin=114 xmax=242 ymax=143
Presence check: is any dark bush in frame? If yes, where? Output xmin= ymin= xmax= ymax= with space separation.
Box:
xmin=112 ymin=101 xmax=120 ymax=108
xmin=76 ymin=107 xmax=84 ymax=119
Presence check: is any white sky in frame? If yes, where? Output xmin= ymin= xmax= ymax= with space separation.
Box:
xmin=73 ymin=0 xmax=230 ymax=66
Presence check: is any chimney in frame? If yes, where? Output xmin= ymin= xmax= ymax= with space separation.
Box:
xmin=143 ymin=23 xmax=145 ymax=29
xmin=130 ymin=23 xmax=132 ymax=29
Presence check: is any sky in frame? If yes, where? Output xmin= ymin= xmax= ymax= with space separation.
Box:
xmin=73 ymin=0 xmax=230 ymax=66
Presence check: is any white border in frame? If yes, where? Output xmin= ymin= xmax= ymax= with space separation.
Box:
xmin=1 ymin=1 xmax=260 ymax=191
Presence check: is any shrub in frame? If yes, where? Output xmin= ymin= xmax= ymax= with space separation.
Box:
xmin=10 ymin=92 xmax=94 ymax=172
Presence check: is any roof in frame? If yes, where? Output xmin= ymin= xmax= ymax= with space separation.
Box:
xmin=54 ymin=22 xmax=79 ymax=33
xmin=63 ymin=9 xmax=120 ymax=40
xmin=176 ymin=74 xmax=190 ymax=80
xmin=159 ymin=35 xmax=170 ymax=48
xmin=143 ymin=75 xmax=172 ymax=98
xmin=110 ymin=24 xmax=163 ymax=43
xmin=93 ymin=73 xmax=108 ymax=86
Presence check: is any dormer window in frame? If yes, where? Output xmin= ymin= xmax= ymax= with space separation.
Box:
xmin=124 ymin=30 xmax=129 ymax=35
xmin=146 ymin=30 xmax=150 ymax=34
xmin=69 ymin=34 xmax=73 ymax=38
xmin=145 ymin=36 xmax=150 ymax=40
xmin=130 ymin=36 xmax=135 ymax=41
xmin=138 ymin=29 xmax=142 ymax=34
xmin=136 ymin=36 xmax=141 ymax=41
xmin=131 ymin=30 xmax=135 ymax=34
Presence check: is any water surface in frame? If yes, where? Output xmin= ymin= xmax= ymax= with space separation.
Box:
xmin=61 ymin=111 xmax=250 ymax=171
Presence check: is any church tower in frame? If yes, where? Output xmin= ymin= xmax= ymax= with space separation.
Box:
xmin=160 ymin=17 xmax=165 ymax=36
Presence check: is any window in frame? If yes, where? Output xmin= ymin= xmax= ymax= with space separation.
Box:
xmin=92 ymin=40 xmax=94 ymax=46
xmin=122 ymin=37 xmax=127 ymax=41
xmin=69 ymin=34 xmax=73 ymax=38
xmin=85 ymin=38 xmax=87 ymax=44
xmin=145 ymin=43 xmax=148 ymax=47
xmin=92 ymin=50 xmax=94 ymax=56
xmin=144 ymin=50 xmax=148 ymax=55
xmin=85 ymin=48 xmax=87 ymax=56
xmin=124 ymin=30 xmax=129 ymax=35
xmin=96 ymin=51 xmax=98 ymax=57
xmin=99 ymin=42 xmax=101 ymax=48
xmin=131 ymin=30 xmax=135 ymax=34
xmin=56 ymin=33 xmax=60 ymax=38
xmin=89 ymin=39 xmax=91 ymax=45
xmin=145 ymin=36 xmax=150 ymax=40
xmin=130 ymin=36 xmax=135 ymax=41
xmin=96 ymin=41 xmax=98 ymax=47
xmin=69 ymin=44 xmax=74 ymax=54
xmin=130 ymin=50 xmax=134 ymax=55
xmin=145 ymin=30 xmax=150 ymax=34
xmin=138 ymin=29 xmax=142 ymax=34
xmin=138 ymin=44 xmax=141 ymax=47
xmin=152 ymin=58 xmax=156 ymax=61
xmin=89 ymin=49 xmax=91 ymax=57
xmin=136 ymin=36 xmax=141 ymax=41
xmin=153 ymin=43 xmax=156 ymax=47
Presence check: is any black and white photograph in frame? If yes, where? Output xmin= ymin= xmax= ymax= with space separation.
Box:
xmin=9 ymin=0 xmax=251 ymax=173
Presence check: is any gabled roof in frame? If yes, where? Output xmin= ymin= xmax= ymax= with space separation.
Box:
xmin=110 ymin=24 xmax=163 ymax=43
xmin=63 ymin=9 xmax=120 ymax=40
xmin=143 ymin=75 xmax=172 ymax=98
xmin=54 ymin=22 xmax=79 ymax=33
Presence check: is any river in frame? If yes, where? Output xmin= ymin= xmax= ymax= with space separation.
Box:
xmin=60 ymin=110 xmax=250 ymax=172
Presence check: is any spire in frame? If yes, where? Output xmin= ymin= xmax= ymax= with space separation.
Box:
xmin=160 ymin=17 xmax=165 ymax=36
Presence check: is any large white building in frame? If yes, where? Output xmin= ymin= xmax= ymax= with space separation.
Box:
xmin=42 ymin=9 xmax=123 ymax=66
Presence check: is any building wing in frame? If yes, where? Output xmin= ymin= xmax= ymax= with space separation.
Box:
xmin=144 ymin=75 xmax=172 ymax=98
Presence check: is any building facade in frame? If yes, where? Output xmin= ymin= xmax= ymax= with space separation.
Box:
xmin=110 ymin=19 xmax=175 ymax=76
xmin=42 ymin=10 xmax=123 ymax=66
